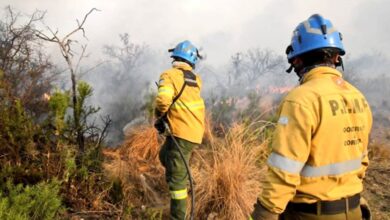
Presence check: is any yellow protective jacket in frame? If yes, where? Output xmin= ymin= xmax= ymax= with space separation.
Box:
xmin=155 ymin=61 xmax=205 ymax=144
xmin=260 ymin=66 xmax=373 ymax=214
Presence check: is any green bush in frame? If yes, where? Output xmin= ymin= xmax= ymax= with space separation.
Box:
xmin=49 ymin=90 xmax=70 ymax=135
xmin=0 ymin=180 xmax=63 ymax=220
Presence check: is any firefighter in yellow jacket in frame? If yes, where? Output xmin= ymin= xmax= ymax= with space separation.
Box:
xmin=251 ymin=14 xmax=373 ymax=220
xmin=154 ymin=40 xmax=205 ymax=220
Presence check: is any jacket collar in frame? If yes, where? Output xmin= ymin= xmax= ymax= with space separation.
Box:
xmin=172 ymin=61 xmax=193 ymax=71
xmin=301 ymin=66 xmax=342 ymax=84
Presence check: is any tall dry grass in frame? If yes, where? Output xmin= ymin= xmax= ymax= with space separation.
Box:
xmin=103 ymin=125 xmax=167 ymax=207
xmin=191 ymin=121 xmax=271 ymax=220
xmin=103 ymin=117 xmax=275 ymax=219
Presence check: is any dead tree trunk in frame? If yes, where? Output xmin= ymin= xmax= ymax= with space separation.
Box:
xmin=37 ymin=8 xmax=98 ymax=156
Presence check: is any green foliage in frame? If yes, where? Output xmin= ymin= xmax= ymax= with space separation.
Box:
xmin=109 ymin=178 xmax=124 ymax=204
xmin=63 ymin=147 xmax=77 ymax=182
xmin=82 ymin=143 xmax=104 ymax=173
xmin=0 ymin=8 xmax=116 ymax=219
xmin=141 ymin=207 xmax=163 ymax=220
xmin=49 ymin=90 xmax=70 ymax=134
xmin=0 ymin=180 xmax=63 ymax=220
xmin=0 ymin=99 xmax=36 ymax=165
xmin=76 ymin=81 xmax=100 ymax=123
xmin=76 ymin=81 xmax=94 ymax=116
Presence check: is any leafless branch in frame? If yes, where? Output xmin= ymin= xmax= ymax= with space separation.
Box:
xmin=75 ymin=44 xmax=88 ymax=74
xmin=63 ymin=8 xmax=99 ymax=41
xmin=95 ymin=115 xmax=112 ymax=148
xmin=78 ymin=60 xmax=108 ymax=80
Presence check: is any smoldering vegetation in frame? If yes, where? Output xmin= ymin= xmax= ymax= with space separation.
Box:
xmin=2 ymin=5 xmax=390 ymax=219
xmin=84 ymin=40 xmax=297 ymax=145
xmin=82 ymin=33 xmax=162 ymax=145
xmin=83 ymin=36 xmax=390 ymax=146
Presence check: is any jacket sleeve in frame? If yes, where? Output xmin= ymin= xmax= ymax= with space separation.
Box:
xmin=359 ymin=103 xmax=372 ymax=178
xmin=359 ymin=153 xmax=369 ymax=179
xmin=155 ymin=72 xmax=175 ymax=116
xmin=259 ymin=101 xmax=314 ymax=214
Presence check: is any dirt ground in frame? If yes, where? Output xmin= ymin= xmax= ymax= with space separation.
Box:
xmin=363 ymin=142 xmax=390 ymax=220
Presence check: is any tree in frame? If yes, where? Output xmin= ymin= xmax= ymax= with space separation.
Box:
xmin=0 ymin=6 xmax=55 ymax=117
xmin=224 ymin=48 xmax=285 ymax=97
xmin=98 ymin=34 xmax=149 ymax=144
xmin=207 ymin=48 xmax=287 ymax=128
xmin=103 ymin=33 xmax=146 ymax=77
xmin=36 ymin=8 xmax=99 ymax=153
xmin=243 ymin=49 xmax=283 ymax=83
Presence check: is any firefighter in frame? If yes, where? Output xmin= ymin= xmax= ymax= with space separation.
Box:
xmin=250 ymin=14 xmax=373 ymax=220
xmin=154 ymin=40 xmax=205 ymax=220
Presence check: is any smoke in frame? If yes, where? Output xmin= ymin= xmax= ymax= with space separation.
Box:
xmin=344 ymin=53 xmax=390 ymax=126
xmin=79 ymin=37 xmax=297 ymax=145
xmin=82 ymin=34 xmax=166 ymax=145
xmin=3 ymin=1 xmax=387 ymax=145
xmin=50 ymin=31 xmax=388 ymax=147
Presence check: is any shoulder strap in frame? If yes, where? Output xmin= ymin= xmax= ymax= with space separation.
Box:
xmin=171 ymin=80 xmax=187 ymax=105
xmin=182 ymin=69 xmax=198 ymax=87
xmin=170 ymin=69 xmax=198 ymax=105
xmin=162 ymin=69 xmax=195 ymax=117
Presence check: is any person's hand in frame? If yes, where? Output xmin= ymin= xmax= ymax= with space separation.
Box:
xmin=154 ymin=117 xmax=165 ymax=134
xmin=154 ymin=109 xmax=163 ymax=118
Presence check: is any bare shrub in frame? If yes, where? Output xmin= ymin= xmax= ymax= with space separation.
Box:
xmin=0 ymin=6 xmax=55 ymax=117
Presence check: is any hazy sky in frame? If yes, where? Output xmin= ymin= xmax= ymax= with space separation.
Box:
xmin=1 ymin=0 xmax=390 ymax=66
xmin=3 ymin=0 xmax=389 ymax=143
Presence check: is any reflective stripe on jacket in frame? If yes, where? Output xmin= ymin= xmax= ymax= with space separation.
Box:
xmin=259 ymin=66 xmax=373 ymax=214
xmin=155 ymin=61 xmax=205 ymax=144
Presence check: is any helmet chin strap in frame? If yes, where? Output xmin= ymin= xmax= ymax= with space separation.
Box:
xmin=336 ymin=56 xmax=344 ymax=71
xmin=196 ymin=49 xmax=203 ymax=60
xmin=286 ymin=63 xmax=305 ymax=82
xmin=286 ymin=64 xmax=294 ymax=73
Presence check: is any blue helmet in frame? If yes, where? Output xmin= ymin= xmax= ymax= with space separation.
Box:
xmin=169 ymin=40 xmax=200 ymax=66
xmin=286 ymin=14 xmax=345 ymax=61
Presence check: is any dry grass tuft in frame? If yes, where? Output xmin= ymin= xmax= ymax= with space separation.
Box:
xmin=122 ymin=125 xmax=161 ymax=164
xmin=103 ymin=124 xmax=167 ymax=207
xmin=103 ymin=120 xmax=274 ymax=219
xmin=191 ymin=122 xmax=269 ymax=220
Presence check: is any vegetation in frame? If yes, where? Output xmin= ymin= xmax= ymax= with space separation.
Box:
xmin=1 ymin=5 xmax=389 ymax=220
xmin=191 ymin=122 xmax=271 ymax=219
xmin=0 ymin=180 xmax=62 ymax=220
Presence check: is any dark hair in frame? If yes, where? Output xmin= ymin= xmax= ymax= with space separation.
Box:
xmin=172 ymin=56 xmax=194 ymax=68
xmin=299 ymin=48 xmax=341 ymax=67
